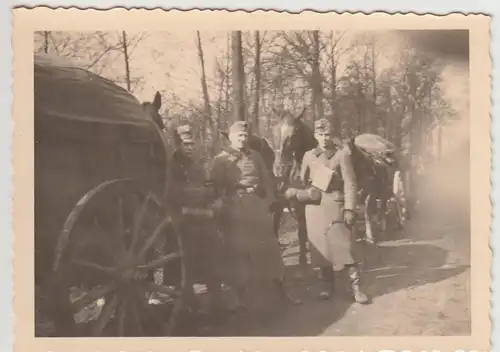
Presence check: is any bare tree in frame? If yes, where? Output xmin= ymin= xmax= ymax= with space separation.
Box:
xmin=252 ymin=31 xmax=262 ymax=133
xmin=196 ymin=31 xmax=215 ymax=153
xmin=121 ymin=31 xmax=132 ymax=91
xmin=231 ymin=31 xmax=246 ymax=122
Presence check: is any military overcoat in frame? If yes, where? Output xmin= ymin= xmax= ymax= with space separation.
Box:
xmin=208 ymin=147 xmax=285 ymax=287
xmin=168 ymin=150 xmax=222 ymax=285
xmin=300 ymin=145 xmax=360 ymax=271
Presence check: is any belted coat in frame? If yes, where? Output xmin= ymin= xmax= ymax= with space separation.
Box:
xmin=208 ymin=146 xmax=285 ymax=287
xmin=167 ymin=150 xmax=222 ymax=285
xmin=300 ymin=145 xmax=360 ymax=271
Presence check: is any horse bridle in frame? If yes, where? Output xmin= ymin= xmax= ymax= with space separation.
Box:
xmin=274 ymin=148 xmax=300 ymax=221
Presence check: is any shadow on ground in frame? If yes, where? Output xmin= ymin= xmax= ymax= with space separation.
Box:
xmin=208 ymin=235 xmax=468 ymax=337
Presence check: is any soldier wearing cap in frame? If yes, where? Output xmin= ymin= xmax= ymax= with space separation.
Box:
xmin=167 ymin=123 xmax=226 ymax=318
xmin=294 ymin=118 xmax=369 ymax=304
xmin=208 ymin=120 xmax=300 ymax=310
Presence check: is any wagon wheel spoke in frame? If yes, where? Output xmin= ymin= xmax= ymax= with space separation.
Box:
xmin=116 ymin=298 xmax=127 ymax=337
xmin=129 ymin=194 xmax=153 ymax=256
xmin=72 ymin=258 xmax=115 ymax=275
xmin=137 ymin=251 xmax=182 ymax=270
xmin=134 ymin=218 xmax=172 ymax=264
xmin=127 ymin=291 xmax=144 ymax=336
xmin=91 ymin=293 xmax=119 ymax=336
xmin=72 ymin=283 xmax=115 ymax=313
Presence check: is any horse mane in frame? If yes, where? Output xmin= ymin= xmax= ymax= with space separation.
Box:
xmin=248 ymin=134 xmax=276 ymax=175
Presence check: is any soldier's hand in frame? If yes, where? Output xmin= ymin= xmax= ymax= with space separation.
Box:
xmin=284 ymin=188 xmax=298 ymax=201
xmin=343 ymin=210 xmax=356 ymax=226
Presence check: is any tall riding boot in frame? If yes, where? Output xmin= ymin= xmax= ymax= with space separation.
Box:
xmin=346 ymin=264 xmax=369 ymax=304
xmin=319 ymin=266 xmax=335 ymax=300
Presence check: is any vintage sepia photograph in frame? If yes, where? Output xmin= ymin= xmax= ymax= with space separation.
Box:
xmin=12 ymin=8 xmax=491 ymax=352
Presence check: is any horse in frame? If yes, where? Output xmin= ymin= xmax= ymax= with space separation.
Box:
xmin=141 ymin=91 xmax=166 ymax=131
xmin=271 ymin=114 xmax=402 ymax=252
xmin=267 ymin=108 xmax=318 ymax=266
xmin=347 ymin=139 xmax=406 ymax=243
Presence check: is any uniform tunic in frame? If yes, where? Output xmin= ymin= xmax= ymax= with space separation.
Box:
xmin=169 ymin=150 xmax=222 ymax=284
xmin=209 ymin=147 xmax=285 ymax=287
xmin=300 ymin=146 xmax=359 ymax=271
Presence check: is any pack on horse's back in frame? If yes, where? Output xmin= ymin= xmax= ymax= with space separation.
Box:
xmin=345 ymin=133 xmax=399 ymax=243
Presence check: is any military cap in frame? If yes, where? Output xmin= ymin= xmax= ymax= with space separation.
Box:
xmin=176 ymin=124 xmax=194 ymax=144
xmin=314 ymin=118 xmax=333 ymax=134
xmin=229 ymin=121 xmax=250 ymax=135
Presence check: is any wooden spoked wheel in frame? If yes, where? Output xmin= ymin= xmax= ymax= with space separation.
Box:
xmin=50 ymin=179 xmax=186 ymax=337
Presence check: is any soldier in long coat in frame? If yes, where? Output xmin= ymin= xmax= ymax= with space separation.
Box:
xmin=297 ymin=119 xmax=369 ymax=304
xmin=168 ymin=124 xmax=225 ymax=315
xmin=208 ymin=121 xmax=301 ymax=310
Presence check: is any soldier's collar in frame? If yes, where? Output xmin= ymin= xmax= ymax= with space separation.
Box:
xmin=223 ymin=146 xmax=250 ymax=162
xmin=313 ymin=146 xmax=336 ymax=159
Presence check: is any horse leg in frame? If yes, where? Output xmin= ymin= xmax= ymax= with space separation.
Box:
xmin=364 ymin=194 xmax=375 ymax=244
xmin=379 ymin=198 xmax=388 ymax=241
xmin=394 ymin=196 xmax=405 ymax=229
xmin=295 ymin=204 xmax=308 ymax=267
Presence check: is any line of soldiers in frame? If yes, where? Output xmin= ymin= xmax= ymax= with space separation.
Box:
xmin=169 ymin=118 xmax=369 ymax=320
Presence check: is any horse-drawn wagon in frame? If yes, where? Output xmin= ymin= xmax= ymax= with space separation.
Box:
xmin=34 ymin=54 xmax=187 ymax=337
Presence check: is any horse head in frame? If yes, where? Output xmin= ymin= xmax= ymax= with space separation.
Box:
xmin=141 ymin=91 xmax=166 ymax=131
xmin=270 ymin=107 xmax=317 ymax=188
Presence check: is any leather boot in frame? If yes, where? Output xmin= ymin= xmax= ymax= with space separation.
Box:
xmin=347 ymin=265 xmax=369 ymax=304
xmin=319 ymin=266 xmax=335 ymax=300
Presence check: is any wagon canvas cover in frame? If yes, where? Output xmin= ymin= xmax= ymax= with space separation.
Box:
xmin=34 ymin=53 xmax=160 ymax=142
xmin=34 ymin=54 xmax=170 ymax=283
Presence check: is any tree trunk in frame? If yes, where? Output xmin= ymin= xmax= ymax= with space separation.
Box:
xmin=43 ymin=31 xmax=49 ymax=53
xmin=311 ymin=30 xmax=324 ymax=121
xmin=329 ymin=32 xmax=340 ymax=137
xmin=436 ymin=122 xmax=442 ymax=159
xmin=216 ymin=63 xmax=225 ymax=132
xmin=224 ymin=33 xmax=231 ymax=114
xmin=231 ymin=31 xmax=246 ymax=122
xmin=252 ymin=31 xmax=262 ymax=135
xmin=121 ymin=31 xmax=131 ymax=91
xmin=370 ymin=35 xmax=379 ymax=133
xmin=196 ymin=31 xmax=215 ymax=152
